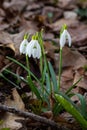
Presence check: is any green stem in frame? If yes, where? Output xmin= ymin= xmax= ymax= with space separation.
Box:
xmin=40 ymin=54 xmax=43 ymax=75
xmin=58 ymin=48 xmax=62 ymax=90
xmin=26 ymin=54 xmax=30 ymax=77
xmin=26 ymin=55 xmax=33 ymax=97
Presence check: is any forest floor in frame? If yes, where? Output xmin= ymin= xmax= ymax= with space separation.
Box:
xmin=0 ymin=0 xmax=87 ymax=130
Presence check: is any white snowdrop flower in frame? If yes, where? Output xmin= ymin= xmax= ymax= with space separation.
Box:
xmin=26 ymin=40 xmax=41 ymax=59
xmin=60 ymin=29 xmax=71 ymax=48
xmin=19 ymin=39 xmax=28 ymax=54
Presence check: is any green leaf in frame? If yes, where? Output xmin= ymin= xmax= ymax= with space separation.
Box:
xmin=65 ymin=77 xmax=82 ymax=95
xmin=27 ymin=76 xmax=42 ymax=100
xmin=76 ymin=93 xmax=87 ymax=119
xmin=45 ymin=73 xmax=51 ymax=94
xmin=4 ymin=69 xmax=28 ymax=83
xmin=53 ymin=102 xmax=63 ymax=115
xmin=0 ymin=73 xmax=20 ymax=89
xmin=41 ymin=60 xmax=47 ymax=83
xmin=6 ymin=56 xmax=40 ymax=83
xmin=48 ymin=61 xmax=58 ymax=92
xmin=55 ymin=92 xmax=87 ymax=129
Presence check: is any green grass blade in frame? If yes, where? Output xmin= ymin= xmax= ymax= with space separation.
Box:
xmin=0 ymin=128 xmax=10 ymax=130
xmin=76 ymin=93 xmax=87 ymax=119
xmin=27 ymin=76 xmax=42 ymax=100
xmin=53 ymin=102 xmax=63 ymax=115
xmin=45 ymin=73 xmax=51 ymax=94
xmin=48 ymin=61 xmax=58 ymax=92
xmin=4 ymin=69 xmax=28 ymax=83
xmin=65 ymin=77 xmax=82 ymax=95
xmin=55 ymin=92 xmax=87 ymax=129
xmin=0 ymin=73 xmax=20 ymax=89
xmin=6 ymin=57 xmax=49 ymax=99
xmin=41 ymin=60 xmax=47 ymax=83
xmin=6 ymin=56 xmax=40 ymax=83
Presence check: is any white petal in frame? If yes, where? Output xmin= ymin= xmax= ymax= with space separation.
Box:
xmin=26 ymin=40 xmax=41 ymax=59
xmin=19 ymin=39 xmax=28 ymax=54
xmin=66 ymin=30 xmax=71 ymax=47
xmin=60 ymin=30 xmax=66 ymax=48
xmin=32 ymin=48 xmax=37 ymax=58
xmin=26 ymin=40 xmax=34 ymax=57
xmin=35 ymin=41 xmax=41 ymax=58
xmin=33 ymin=41 xmax=41 ymax=58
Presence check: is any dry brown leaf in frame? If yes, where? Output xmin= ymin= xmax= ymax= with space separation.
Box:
xmin=0 ymin=88 xmax=25 ymax=130
xmin=41 ymin=111 xmax=53 ymax=119
xmin=0 ymin=55 xmax=5 ymax=69
xmin=55 ymin=47 xmax=87 ymax=70
xmin=76 ymin=0 xmax=87 ymax=8
xmin=58 ymin=0 xmax=75 ymax=9
xmin=44 ymin=41 xmax=56 ymax=53
xmin=3 ymin=0 xmax=27 ymax=13
xmin=73 ymin=70 xmax=87 ymax=91
xmin=0 ymin=31 xmax=15 ymax=54
xmin=60 ymin=66 xmax=74 ymax=91
xmin=70 ymin=24 xmax=87 ymax=47
xmin=42 ymin=6 xmax=62 ymax=23
xmin=61 ymin=66 xmax=74 ymax=81
xmin=50 ymin=18 xmax=79 ymax=32
xmin=5 ymin=88 xmax=25 ymax=110
xmin=0 ymin=31 xmax=13 ymax=45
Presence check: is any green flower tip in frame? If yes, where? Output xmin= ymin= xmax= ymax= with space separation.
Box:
xmin=32 ymin=33 xmax=38 ymax=40
xmin=63 ymin=24 xmax=67 ymax=30
xmin=60 ymin=24 xmax=68 ymax=36
xmin=24 ymin=33 xmax=29 ymax=39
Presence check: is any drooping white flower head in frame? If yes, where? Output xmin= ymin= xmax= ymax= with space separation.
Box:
xmin=19 ymin=39 xmax=28 ymax=54
xmin=60 ymin=29 xmax=71 ymax=49
xmin=26 ymin=40 xmax=41 ymax=59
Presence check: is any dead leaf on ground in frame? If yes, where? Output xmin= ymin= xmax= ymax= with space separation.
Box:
xmin=42 ymin=6 xmax=63 ymax=23
xmin=70 ymin=24 xmax=87 ymax=47
xmin=0 ymin=88 xmax=25 ymax=130
xmin=73 ymin=69 xmax=87 ymax=91
xmin=58 ymin=0 xmax=76 ymax=9
xmin=3 ymin=0 xmax=27 ymax=13
xmin=49 ymin=18 xmax=79 ymax=32
xmin=55 ymin=47 xmax=87 ymax=70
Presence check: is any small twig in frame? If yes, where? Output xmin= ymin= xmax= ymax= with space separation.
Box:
xmin=0 ymin=104 xmax=68 ymax=130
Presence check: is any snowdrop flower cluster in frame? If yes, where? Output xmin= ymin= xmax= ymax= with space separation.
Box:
xmin=19 ymin=37 xmax=41 ymax=59
xmin=60 ymin=29 xmax=71 ymax=48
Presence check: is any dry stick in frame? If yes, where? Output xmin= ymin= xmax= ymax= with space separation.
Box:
xmin=0 ymin=104 xmax=68 ymax=130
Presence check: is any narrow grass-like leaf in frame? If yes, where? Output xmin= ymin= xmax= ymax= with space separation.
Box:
xmin=48 ymin=61 xmax=58 ymax=92
xmin=6 ymin=56 xmax=49 ymax=99
xmin=55 ymin=92 xmax=87 ymax=129
xmin=0 ymin=73 xmax=20 ymax=89
xmin=4 ymin=69 xmax=28 ymax=83
xmin=0 ymin=128 xmax=10 ymax=130
xmin=76 ymin=93 xmax=87 ymax=119
xmin=41 ymin=60 xmax=47 ymax=83
xmin=45 ymin=73 xmax=51 ymax=94
xmin=6 ymin=56 xmax=40 ymax=83
xmin=53 ymin=102 xmax=63 ymax=115
xmin=27 ymin=76 xmax=42 ymax=100
xmin=65 ymin=77 xmax=82 ymax=95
